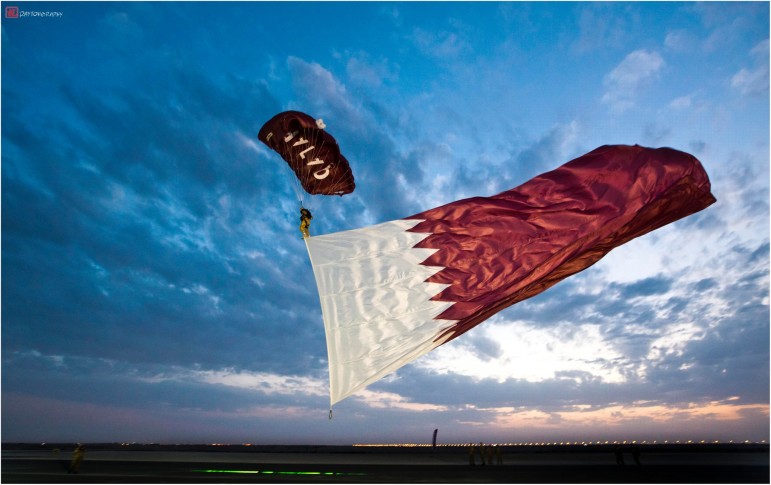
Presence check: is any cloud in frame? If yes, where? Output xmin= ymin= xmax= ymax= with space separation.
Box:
xmin=573 ymin=3 xmax=633 ymax=53
xmin=377 ymin=5 xmax=401 ymax=26
xmin=420 ymin=319 xmax=629 ymax=385
xmin=146 ymin=367 xmax=329 ymax=398
xmin=602 ymin=49 xmax=665 ymax=113
xmin=503 ymin=121 xmax=582 ymax=185
xmin=667 ymin=91 xmax=711 ymax=114
xmin=731 ymin=39 xmax=769 ymax=97
xmin=351 ymin=389 xmax=449 ymax=412
xmin=1 ymin=348 xmax=452 ymax=430
xmin=410 ymin=27 xmax=471 ymax=59
xmin=345 ymin=51 xmax=399 ymax=90
xmin=664 ymin=29 xmax=697 ymax=52
xmin=1 ymin=21 xmax=335 ymax=381
xmin=695 ymin=3 xmax=768 ymax=53
xmin=98 ymin=11 xmax=144 ymax=47
xmin=287 ymin=56 xmax=361 ymax=125
xmin=368 ymin=352 xmax=768 ymax=442
xmin=482 ymin=400 xmax=769 ymax=441
xmin=642 ymin=123 xmax=672 ymax=145
xmin=616 ymin=276 xmax=673 ymax=298
xmin=2 ymin=2 xmax=767 ymax=445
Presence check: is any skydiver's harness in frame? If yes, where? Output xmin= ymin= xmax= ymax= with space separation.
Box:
xmin=299 ymin=207 xmax=313 ymax=238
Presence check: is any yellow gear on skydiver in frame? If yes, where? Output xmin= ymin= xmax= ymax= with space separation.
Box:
xmin=299 ymin=207 xmax=313 ymax=238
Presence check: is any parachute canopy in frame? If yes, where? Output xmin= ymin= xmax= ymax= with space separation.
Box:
xmin=305 ymin=144 xmax=716 ymax=405
xmin=258 ymin=111 xmax=355 ymax=196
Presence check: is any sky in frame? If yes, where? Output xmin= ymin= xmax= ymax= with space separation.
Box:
xmin=1 ymin=1 xmax=769 ymax=445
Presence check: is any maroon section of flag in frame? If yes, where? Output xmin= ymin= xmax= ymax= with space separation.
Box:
xmin=406 ymin=144 xmax=716 ymax=343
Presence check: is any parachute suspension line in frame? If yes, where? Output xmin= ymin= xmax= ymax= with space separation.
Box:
xmin=276 ymin=140 xmax=306 ymax=208
xmin=279 ymin=124 xmax=315 ymax=236
xmin=289 ymin=121 xmax=337 ymax=237
xmin=280 ymin=156 xmax=309 ymax=237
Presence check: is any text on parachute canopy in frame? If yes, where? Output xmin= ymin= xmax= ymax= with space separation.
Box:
xmin=283 ymin=131 xmax=331 ymax=180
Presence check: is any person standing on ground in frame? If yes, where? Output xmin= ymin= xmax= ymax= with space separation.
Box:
xmin=477 ymin=442 xmax=486 ymax=466
xmin=631 ymin=445 xmax=641 ymax=465
xmin=613 ymin=445 xmax=624 ymax=466
xmin=68 ymin=444 xmax=85 ymax=474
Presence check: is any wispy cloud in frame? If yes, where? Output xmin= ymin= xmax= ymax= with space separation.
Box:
xmin=731 ymin=39 xmax=770 ymax=97
xmin=573 ymin=3 xmax=632 ymax=53
xmin=352 ymin=389 xmax=449 ymax=412
xmin=145 ymin=367 xmax=329 ymax=398
xmin=419 ymin=319 xmax=629 ymax=385
xmin=287 ymin=56 xmax=361 ymax=124
xmin=410 ymin=27 xmax=471 ymax=59
xmin=482 ymin=400 xmax=769 ymax=440
xmin=344 ymin=51 xmax=399 ymax=90
xmin=664 ymin=29 xmax=698 ymax=52
xmin=602 ymin=49 xmax=665 ymax=113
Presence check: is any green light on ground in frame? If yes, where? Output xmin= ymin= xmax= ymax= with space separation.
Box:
xmin=194 ymin=469 xmax=260 ymax=474
xmin=193 ymin=469 xmax=366 ymax=476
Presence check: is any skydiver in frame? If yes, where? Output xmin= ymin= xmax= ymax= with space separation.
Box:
xmin=300 ymin=207 xmax=313 ymax=238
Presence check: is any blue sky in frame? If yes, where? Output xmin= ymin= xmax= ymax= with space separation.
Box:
xmin=2 ymin=1 xmax=768 ymax=445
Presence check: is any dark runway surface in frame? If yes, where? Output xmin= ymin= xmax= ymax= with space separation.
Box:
xmin=3 ymin=444 xmax=769 ymax=483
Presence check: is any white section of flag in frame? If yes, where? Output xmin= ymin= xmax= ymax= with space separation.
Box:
xmin=305 ymin=219 xmax=456 ymax=406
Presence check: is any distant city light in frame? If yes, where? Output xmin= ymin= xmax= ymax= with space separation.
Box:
xmin=193 ymin=469 xmax=366 ymax=477
xmin=87 ymin=440 xmax=769 ymax=449
xmin=352 ymin=440 xmax=767 ymax=447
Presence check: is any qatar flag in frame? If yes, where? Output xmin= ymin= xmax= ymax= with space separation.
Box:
xmin=306 ymin=144 xmax=716 ymax=406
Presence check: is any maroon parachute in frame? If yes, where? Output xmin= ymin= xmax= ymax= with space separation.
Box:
xmin=258 ymin=111 xmax=355 ymax=196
